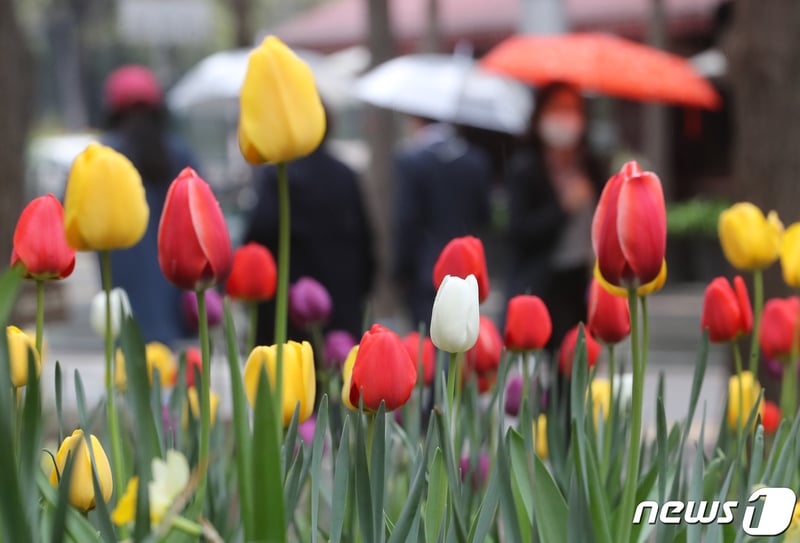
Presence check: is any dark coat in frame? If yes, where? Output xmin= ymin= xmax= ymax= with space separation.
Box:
xmin=245 ymin=147 xmax=375 ymax=344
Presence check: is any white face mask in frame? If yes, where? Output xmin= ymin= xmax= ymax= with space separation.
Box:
xmin=538 ymin=113 xmax=584 ymax=149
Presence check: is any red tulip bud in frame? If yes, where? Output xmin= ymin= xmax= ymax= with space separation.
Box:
xmin=558 ymin=325 xmax=601 ymax=378
xmin=701 ymin=276 xmax=752 ymax=343
xmin=11 ymin=195 xmax=75 ymax=280
xmin=504 ymin=295 xmax=552 ymax=351
xmin=759 ymin=297 xmax=800 ymax=360
xmin=401 ymin=332 xmax=436 ymax=385
xmin=587 ymin=279 xmax=630 ymax=344
xmin=433 ymin=236 xmax=490 ymax=303
xmin=349 ymin=324 xmax=416 ymax=411
xmin=226 ymin=242 xmax=277 ymax=301
xmin=466 ymin=316 xmax=503 ymax=374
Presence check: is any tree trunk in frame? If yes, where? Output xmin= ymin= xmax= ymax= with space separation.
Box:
xmin=0 ymin=0 xmax=34 ymax=264
xmin=364 ymin=0 xmax=398 ymax=320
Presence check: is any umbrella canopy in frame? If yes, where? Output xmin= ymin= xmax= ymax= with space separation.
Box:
xmin=354 ymin=54 xmax=533 ymax=134
xmin=480 ymin=32 xmax=721 ymax=109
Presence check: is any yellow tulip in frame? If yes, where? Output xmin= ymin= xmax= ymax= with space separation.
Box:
xmin=115 ymin=342 xmax=177 ymax=391
xmin=534 ymin=414 xmax=548 ymax=459
xmin=718 ymin=203 xmax=783 ymax=271
xmin=7 ymin=325 xmax=40 ymax=387
xmin=341 ymin=345 xmax=359 ymax=411
xmin=49 ymin=429 xmax=113 ymax=512
xmin=727 ymin=371 xmax=763 ymax=430
xmin=594 ymin=260 xmax=667 ymax=298
xmin=238 ymin=36 xmax=326 ymax=165
xmin=590 ymin=378 xmax=612 ymax=424
xmin=784 ymin=501 xmax=800 ymax=543
xmin=64 ymin=143 xmax=149 ymax=251
xmin=781 ymin=223 xmax=800 ymax=288
xmin=111 ymin=476 xmax=139 ymax=526
xmin=244 ymin=341 xmax=316 ymax=426
xmin=185 ymin=386 xmax=220 ymax=426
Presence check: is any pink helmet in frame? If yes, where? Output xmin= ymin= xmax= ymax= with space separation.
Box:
xmin=104 ymin=65 xmax=162 ymax=112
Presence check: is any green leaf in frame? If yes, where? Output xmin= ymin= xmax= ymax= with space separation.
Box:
xmin=507 ymin=430 xmax=533 ymax=528
xmin=51 ymin=450 xmax=77 ymax=543
xmin=282 ymin=404 xmax=301 ymax=479
xmin=467 ymin=461 xmax=500 ymax=543
xmin=532 ymin=454 xmax=568 ymax=543
xmin=767 ymin=404 xmax=800 ymax=487
xmin=370 ymin=403 xmax=387 ymax=543
xmin=387 ymin=449 xmax=426 ymax=543
xmin=685 ymin=438 xmax=705 ymax=543
xmin=354 ymin=409 xmax=374 ymax=543
xmin=656 ymin=388 xmax=668 ymax=505
xmin=37 ymin=471 xmax=102 ymax=543
xmin=432 ymin=409 xmax=468 ymax=542
xmin=310 ymin=394 xmax=329 ymax=543
xmin=426 ymin=448 xmax=448 ymax=543
xmin=55 ymin=361 xmax=64 ymax=443
xmin=571 ymin=422 xmax=612 ymax=543
xmin=251 ymin=365 xmax=287 ymax=543
xmin=0 ymin=267 xmax=22 ymax=324
xmin=21 ymin=350 xmax=43 ymax=524
xmin=329 ymin=416 xmax=351 ymax=543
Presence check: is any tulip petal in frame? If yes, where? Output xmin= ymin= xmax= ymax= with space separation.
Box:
xmin=12 ymin=195 xmax=76 ymax=280
xmin=188 ymin=174 xmax=233 ymax=286
xmin=733 ymin=275 xmax=753 ymax=335
xmin=617 ymin=172 xmax=666 ymax=285
xmin=591 ymin=172 xmax=629 ymax=286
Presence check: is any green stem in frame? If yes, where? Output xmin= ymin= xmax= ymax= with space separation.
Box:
xmin=617 ymin=289 xmax=642 ymax=542
xmin=195 ymin=289 xmax=211 ymax=512
xmin=780 ymin=300 xmax=800 ymax=421
xmin=749 ymin=269 xmax=764 ymax=374
xmin=602 ymin=343 xmax=616 ymax=475
xmin=733 ymin=341 xmax=745 ymax=447
xmin=35 ymin=280 xmax=44 ymax=356
xmin=520 ymin=352 xmax=531 ymax=419
xmin=447 ymin=352 xmax=458 ymax=418
xmin=101 ymin=251 xmax=126 ymax=539
xmin=247 ymin=302 xmax=258 ymax=353
xmin=274 ymin=162 xmax=290 ymax=435
xmin=170 ymin=515 xmax=204 ymax=536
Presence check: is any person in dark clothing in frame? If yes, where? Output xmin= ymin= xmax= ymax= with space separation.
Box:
xmin=244 ymin=110 xmax=375 ymax=345
xmin=506 ymin=83 xmax=606 ymax=353
xmin=101 ymin=65 xmax=200 ymax=344
xmin=392 ymin=119 xmax=492 ymax=329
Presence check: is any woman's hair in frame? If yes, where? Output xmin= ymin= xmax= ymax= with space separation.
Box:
xmin=529 ymin=82 xmax=585 ymax=142
xmin=106 ymin=105 xmax=173 ymax=185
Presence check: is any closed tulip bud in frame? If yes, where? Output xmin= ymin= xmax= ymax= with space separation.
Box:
xmin=466 ymin=316 xmax=503 ymax=374
xmin=341 ymin=345 xmax=359 ymax=411
xmin=158 ymin=168 xmax=232 ymax=290
xmin=701 ymin=276 xmax=753 ymax=343
xmin=431 ymin=274 xmax=480 ymax=353
xmin=590 ymin=378 xmax=612 ymax=423
xmin=558 ymin=325 xmax=601 ymax=378
xmin=49 ymin=429 xmax=113 ymax=512
xmin=64 ymin=143 xmax=149 ymax=251
xmin=184 ymin=347 xmax=203 ymax=388
xmin=90 ymin=288 xmax=132 ymax=339
xmin=226 ymin=242 xmax=277 ymax=301
xmin=181 ymin=289 xmax=223 ymax=331
xmin=239 ymin=36 xmax=326 ymax=164
xmin=244 ymin=341 xmax=316 ymax=426
xmin=534 ymin=414 xmax=548 ymax=459
xmin=781 ymin=223 xmax=800 ymax=288
xmin=289 ymin=277 xmax=332 ymax=328
xmin=592 ymin=161 xmax=667 ymax=290
xmin=11 ymin=194 xmax=75 ymax=280
xmin=587 ymin=279 xmax=630 ymax=344
xmin=115 ymin=342 xmax=177 ymax=390
xmin=347 ymin=324 xmax=417 ymax=411
xmin=727 ymin=371 xmax=763 ymax=431
xmin=504 ymin=295 xmax=552 ymax=351
xmin=6 ymin=326 xmax=40 ymax=387
xmin=762 ymin=400 xmax=781 ymax=434
xmin=759 ymin=297 xmax=800 ymax=361
xmin=185 ymin=387 xmax=220 ymax=426
xmin=401 ymin=332 xmax=436 ymax=385
xmin=719 ymin=202 xmax=783 ymax=271
xmin=504 ymin=375 xmax=523 ymax=416
xmin=433 ymin=236 xmax=490 ymax=303
xmin=324 ymin=330 xmax=358 ymax=371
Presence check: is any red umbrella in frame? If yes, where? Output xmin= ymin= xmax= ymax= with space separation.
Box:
xmin=480 ymin=32 xmax=721 ymax=109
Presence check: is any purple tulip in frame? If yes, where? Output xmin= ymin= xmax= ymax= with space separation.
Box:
xmin=505 ymin=375 xmax=523 ymax=416
xmin=182 ymin=289 xmax=223 ymax=331
xmin=763 ymin=357 xmax=785 ymax=379
xmin=460 ymin=453 xmax=490 ymax=487
xmin=289 ymin=277 xmax=332 ymax=329
xmin=162 ymin=404 xmax=176 ymax=442
xmin=324 ymin=330 xmax=357 ymax=370
xmin=298 ymin=416 xmax=316 ymax=447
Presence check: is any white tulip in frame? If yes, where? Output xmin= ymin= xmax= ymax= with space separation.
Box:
xmin=430 ymin=274 xmax=480 ymax=353
xmin=90 ymin=288 xmax=132 ymax=338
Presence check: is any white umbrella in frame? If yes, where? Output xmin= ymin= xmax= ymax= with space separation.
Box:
xmin=167 ymin=47 xmax=365 ymax=111
xmin=354 ymin=54 xmax=533 ymax=135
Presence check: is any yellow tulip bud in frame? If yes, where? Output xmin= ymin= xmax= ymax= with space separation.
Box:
xmin=781 ymin=223 xmax=800 ymax=288
xmin=6 ymin=325 xmax=40 ymax=387
xmin=49 ymin=429 xmax=113 ymax=512
xmin=590 ymin=378 xmax=612 ymax=424
xmin=784 ymin=501 xmax=800 ymax=543
xmin=111 ymin=476 xmax=139 ymax=526
xmin=341 ymin=345 xmax=359 ymax=411
xmin=238 ymin=36 xmax=326 ymax=164
xmin=594 ymin=260 xmax=667 ymax=298
xmin=718 ymin=203 xmax=783 ymax=271
xmin=185 ymin=386 xmax=220 ymax=427
xmin=244 ymin=341 xmax=316 ymax=426
xmin=727 ymin=371 xmax=763 ymax=431
xmin=115 ymin=342 xmax=176 ymax=391
xmin=114 ymin=348 xmax=127 ymax=391
xmin=64 ymin=143 xmax=149 ymax=251
xmin=534 ymin=414 xmax=548 ymax=459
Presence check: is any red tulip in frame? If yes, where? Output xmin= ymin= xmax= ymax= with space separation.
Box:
xmin=11 ymin=194 xmax=75 ymax=280
xmin=592 ymin=161 xmax=666 ymax=289
xmin=587 ymin=279 xmax=630 ymax=344
xmin=558 ymin=325 xmax=601 ymax=378
xmin=226 ymin=242 xmax=277 ymax=301
xmin=701 ymin=276 xmax=752 ymax=343
xmin=759 ymin=297 xmax=800 ymax=360
xmin=183 ymin=346 xmax=202 ymax=388
xmin=504 ymin=295 xmax=552 ymax=351
xmin=158 ymin=168 xmax=232 ymax=290
xmin=466 ymin=316 xmax=503 ymax=374
xmin=349 ymin=324 xmax=417 ymax=411
xmin=433 ymin=236 xmax=490 ymax=303
xmin=401 ymin=332 xmax=436 ymax=385
xmin=762 ymin=400 xmax=781 ymax=434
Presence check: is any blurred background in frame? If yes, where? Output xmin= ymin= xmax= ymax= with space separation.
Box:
xmin=1 ymin=0 xmax=799 ymax=422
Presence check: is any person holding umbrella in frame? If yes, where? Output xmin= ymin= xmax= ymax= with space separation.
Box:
xmin=505 ymin=82 xmax=606 ymax=355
